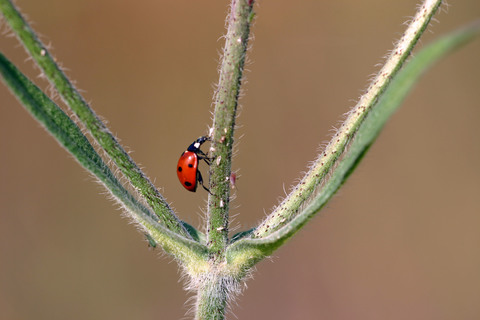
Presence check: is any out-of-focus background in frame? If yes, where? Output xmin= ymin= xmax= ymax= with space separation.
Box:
xmin=1 ymin=0 xmax=479 ymax=319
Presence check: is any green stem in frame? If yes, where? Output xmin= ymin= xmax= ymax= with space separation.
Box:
xmin=207 ymin=0 xmax=255 ymax=256
xmin=192 ymin=0 xmax=255 ymax=318
xmin=0 ymin=0 xmax=190 ymax=238
xmin=194 ymin=275 xmax=234 ymax=320
xmin=0 ymin=52 xmax=208 ymax=264
xmin=227 ymin=17 xmax=480 ymax=278
xmin=252 ymin=0 xmax=443 ymax=238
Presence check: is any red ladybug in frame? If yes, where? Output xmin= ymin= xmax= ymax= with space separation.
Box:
xmin=177 ymin=136 xmax=211 ymax=193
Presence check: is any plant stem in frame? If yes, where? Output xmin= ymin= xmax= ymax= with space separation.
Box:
xmin=0 ymin=0 xmax=190 ymax=238
xmin=194 ymin=274 xmax=237 ymax=320
xmin=226 ymin=18 xmax=480 ymax=272
xmin=193 ymin=0 xmax=255 ymax=319
xmin=253 ymin=0 xmax=444 ymax=238
xmin=207 ymin=0 xmax=255 ymax=256
xmin=0 ymin=50 xmax=209 ymax=264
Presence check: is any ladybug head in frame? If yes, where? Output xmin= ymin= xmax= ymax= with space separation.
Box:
xmin=188 ymin=136 xmax=210 ymax=152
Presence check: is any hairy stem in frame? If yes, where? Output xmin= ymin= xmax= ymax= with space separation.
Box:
xmin=0 ymin=0 xmax=190 ymax=238
xmin=207 ymin=0 xmax=255 ymax=256
xmin=193 ymin=0 xmax=255 ymax=319
xmin=0 ymin=51 xmax=208 ymax=264
xmin=253 ymin=0 xmax=443 ymax=237
xmin=194 ymin=274 xmax=239 ymax=320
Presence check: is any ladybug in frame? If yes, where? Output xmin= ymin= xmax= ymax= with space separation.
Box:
xmin=177 ymin=136 xmax=211 ymax=193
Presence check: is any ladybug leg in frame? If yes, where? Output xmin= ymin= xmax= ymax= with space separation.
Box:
xmin=196 ymin=170 xmax=212 ymax=195
xmin=196 ymin=149 xmax=213 ymax=165
xmin=201 ymin=157 xmax=212 ymax=166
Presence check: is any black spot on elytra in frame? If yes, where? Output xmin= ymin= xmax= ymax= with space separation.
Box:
xmin=178 ymin=166 xmax=182 ymax=172
xmin=184 ymin=181 xmax=192 ymax=187
xmin=188 ymin=164 xmax=194 ymax=168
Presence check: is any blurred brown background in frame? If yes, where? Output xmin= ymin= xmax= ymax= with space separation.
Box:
xmin=1 ymin=0 xmax=479 ymax=319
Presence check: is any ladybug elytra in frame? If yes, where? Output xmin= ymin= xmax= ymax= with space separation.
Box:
xmin=177 ymin=136 xmax=211 ymax=193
